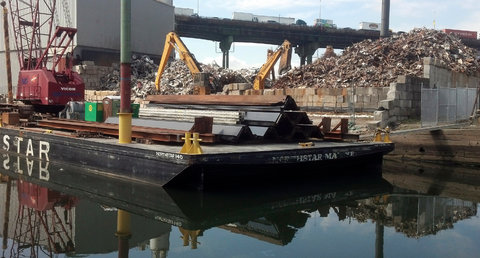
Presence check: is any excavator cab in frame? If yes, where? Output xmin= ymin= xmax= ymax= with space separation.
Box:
xmin=278 ymin=45 xmax=292 ymax=75
xmin=192 ymin=72 xmax=212 ymax=95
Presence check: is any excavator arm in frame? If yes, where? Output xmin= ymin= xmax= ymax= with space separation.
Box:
xmin=253 ymin=40 xmax=292 ymax=90
xmin=155 ymin=32 xmax=203 ymax=91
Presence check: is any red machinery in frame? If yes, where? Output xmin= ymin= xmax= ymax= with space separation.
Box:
xmin=7 ymin=0 xmax=84 ymax=112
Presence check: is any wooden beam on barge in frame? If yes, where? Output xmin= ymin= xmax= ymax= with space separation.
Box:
xmin=145 ymin=95 xmax=298 ymax=110
xmin=37 ymin=119 xmax=216 ymax=143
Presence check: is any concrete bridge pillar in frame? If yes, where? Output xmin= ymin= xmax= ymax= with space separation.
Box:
xmin=220 ymin=35 xmax=233 ymax=69
xmin=295 ymin=42 xmax=320 ymax=66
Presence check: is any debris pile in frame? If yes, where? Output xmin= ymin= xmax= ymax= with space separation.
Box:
xmin=98 ymin=55 xmax=159 ymax=98
xmin=321 ymin=45 xmax=337 ymax=59
xmin=274 ymin=28 xmax=480 ymax=89
xmin=99 ymin=55 xmax=259 ymax=98
xmin=202 ymin=64 xmax=258 ymax=91
xmin=155 ymin=59 xmax=193 ymax=95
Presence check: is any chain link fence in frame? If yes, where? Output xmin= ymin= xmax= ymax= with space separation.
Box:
xmin=421 ymin=87 xmax=478 ymax=127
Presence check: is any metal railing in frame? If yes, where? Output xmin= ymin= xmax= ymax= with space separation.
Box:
xmin=421 ymin=87 xmax=478 ymax=127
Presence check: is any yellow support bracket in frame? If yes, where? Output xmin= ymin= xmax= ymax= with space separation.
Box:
xmin=373 ymin=127 xmax=392 ymax=143
xmin=298 ymin=142 xmax=314 ymax=147
xmin=373 ymin=128 xmax=383 ymax=142
xmin=180 ymin=132 xmax=204 ymax=154
xmin=383 ymin=127 xmax=392 ymax=143
xmin=180 ymin=132 xmax=192 ymax=154
xmin=190 ymin=133 xmax=203 ymax=154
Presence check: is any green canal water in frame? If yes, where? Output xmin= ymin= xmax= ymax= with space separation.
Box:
xmin=0 ymin=159 xmax=479 ymax=258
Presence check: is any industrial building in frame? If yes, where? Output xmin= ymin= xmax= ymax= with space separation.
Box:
xmin=0 ymin=0 xmax=174 ymax=94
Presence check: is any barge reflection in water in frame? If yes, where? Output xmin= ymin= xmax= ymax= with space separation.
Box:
xmin=0 ymin=158 xmax=479 ymax=257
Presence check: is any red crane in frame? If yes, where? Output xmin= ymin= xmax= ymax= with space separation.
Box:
xmin=7 ymin=0 xmax=84 ymax=113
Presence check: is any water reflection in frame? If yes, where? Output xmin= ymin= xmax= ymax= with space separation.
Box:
xmin=0 ymin=157 xmax=478 ymax=257
xmin=12 ymin=180 xmax=76 ymax=257
xmin=382 ymin=160 xmax=479 ymax=238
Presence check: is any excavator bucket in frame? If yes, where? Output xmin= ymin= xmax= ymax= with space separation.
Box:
xmin=278 ymin=45 xmax=292 ymax=75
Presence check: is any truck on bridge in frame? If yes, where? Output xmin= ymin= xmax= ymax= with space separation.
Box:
xmin=314 ymin=19 xmax=337 ymax=28
xmin=232 ymin=12 xmax=295 ymax=25
xmin=359 ymin=22 xmax=381 ymax=31
xmin=442 ymin=29 xmax=478 ymax=40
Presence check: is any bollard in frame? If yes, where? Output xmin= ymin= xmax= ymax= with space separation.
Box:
xmin=373 ymin=127 xmax=392 ymax=143
xmin=190 ymin=133 xmax=203 ymax=154
xmin=180 ymin=132 xmax=203 ymax=154
xmin=180 ymin=132 xmax=192 ymax=154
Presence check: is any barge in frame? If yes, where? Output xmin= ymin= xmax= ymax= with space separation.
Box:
xmin=0 ymin=95 xmax=394 ymax=186
xmin=0 ymin=126 xmax=393 ymax=186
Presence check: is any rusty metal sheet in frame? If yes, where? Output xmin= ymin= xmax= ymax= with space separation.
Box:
xmin=37 ymin=119 xmax=216 ymax=143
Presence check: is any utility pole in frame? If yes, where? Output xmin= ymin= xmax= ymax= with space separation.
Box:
xmin=1 ymin=1 xmax=13 ymax=104
xmin=319 ymin=0 xmax=322 ymax=19
xmin=119 ymin=0 xmax=132 ymax=144
xmin=380 ymin=0 xmax=390 ymax=38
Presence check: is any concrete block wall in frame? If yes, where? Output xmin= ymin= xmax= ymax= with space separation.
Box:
xmin=370 ymin=57 xmax=480 ymax=128
xmin=74 ymin=62 xmax=115 ymax=90
xmin=371 ymin=75 xmax=428 ymax=128
xmin=84 ymin=90 xmax=119 ymax=102
xmin=241 ymin=87 xmax=388 ymax=112
xmin=84 ymin=90 xmax=144 ymax=105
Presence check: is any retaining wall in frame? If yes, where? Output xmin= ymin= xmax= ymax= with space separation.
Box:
xmin=226 ymin=84 xmax=389 ymax=112
xmin=371 ymin=57 xmax=480 ymax=127
xmin=372 ymin=75 xmax=427 ymax=128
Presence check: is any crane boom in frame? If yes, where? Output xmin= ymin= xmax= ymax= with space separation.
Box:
xmin=8 ymin=0 xmax=56 ymax=70
xmin=7 ymin=0 xmax=84 ymax=111
xmin=155 ymin=31 xmax=203 ymax=91
xmin=253 ymin=40 xmax=292 ymax=90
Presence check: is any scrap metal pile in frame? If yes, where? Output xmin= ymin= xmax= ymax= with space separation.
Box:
xmin=274 ymin=28 xmax=480 ymax=89
xmin=99 ymin=56 xmax=258 ymax=98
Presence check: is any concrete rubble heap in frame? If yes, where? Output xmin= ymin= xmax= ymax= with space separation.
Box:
xmin=274 ymin=28 xmax=480 ymax=89
xmin=99 ymin=55 xmax=258 ymax=97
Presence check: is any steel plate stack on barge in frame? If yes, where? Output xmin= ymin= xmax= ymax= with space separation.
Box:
xmin=0 ymin=95 xmax=394 ymax=187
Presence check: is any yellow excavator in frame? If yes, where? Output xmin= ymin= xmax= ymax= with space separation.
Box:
xmin=253 ymin=40 xmax=292 ymax=90
xmin=155 ymin=32 xmax=211 ymax=94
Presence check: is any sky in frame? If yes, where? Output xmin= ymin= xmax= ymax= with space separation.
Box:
xmin=172 ymin=0 xmax=480 ymax=70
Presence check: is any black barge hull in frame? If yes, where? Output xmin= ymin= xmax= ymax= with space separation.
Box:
xmin=0 ymin=127 xmax=394 ymax=186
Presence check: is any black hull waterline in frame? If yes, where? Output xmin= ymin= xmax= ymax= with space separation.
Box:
xmin=0 ymin=127 xmax=394 ymax=186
